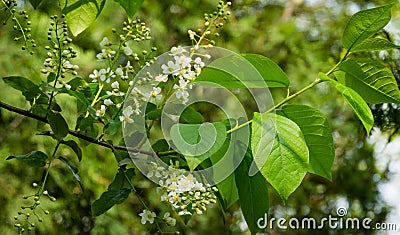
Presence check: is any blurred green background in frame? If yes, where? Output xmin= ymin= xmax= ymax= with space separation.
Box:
xmin=1 ymin=0 xmax=400 ymax=234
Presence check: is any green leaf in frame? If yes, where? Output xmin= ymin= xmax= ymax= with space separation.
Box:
xmin=146 ymin=109 xmax=162 ymax=120
xmin=152 ymin=139 xmax=170 ymax=152
xmin=252 ymin=112 xmax=309 ymax=202
xmin=104 ymin=119 xmax=122 ymax=136
xmin=60 ymin=88 xmax=90 ymax=106
xmin=338 ymin=58 xmax=400 ymax=104
xmin=241 ymin=54 xmax=290 ymax=87
xmin=58 ymin=156 xmax=83 ymax=190
xmin=234 ymin=147 xmax=269 ymax=235
xmin=108 ymin=168 xmax=135 ymax=190
xmin=277 ymin=105 xmax=334 ymax=180
xmin=29 ymin=0 xmax=42 ymax=9
xmin=170 ymin=122 xmax=226 ymax=170
xmin=209 ymin=140 xmax=238 ymax=210
xmin=216 ymin=173 xmax=238 ymax=210
xmin=181 ymin=106 xmax=204 ymax=124
xmin=3 ymin=76 xmax=41 ymax=102
xmin=48 ymin=112 xmax=69 ymax=141
xmin=351 ymin=37 xmax=400 ymax=52
xmin=342 ymin=4 xmax=394 ymax=51
xmin=194 ymin=54 xmax=289 ymax=88
xmin=320 ymin=73 xmax=374 ymax=134
xmin=47 ymin=72 xmax=56 ymax=83
xmin=92 ymin=168 xmax=134 ymax=216
xmin=114 ymin=0 xmax=144 ymax=18
xmin=60 ymin=0 xmax=106 ymax=36
xmin=61 ymin=140 xmax=82 ymax=162
xmin=7 ymin=150 xmax=48 ymax=168
xmin=91 ymin=188 xmax=131 ymax=216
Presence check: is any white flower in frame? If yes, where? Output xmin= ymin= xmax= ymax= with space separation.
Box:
xmin=174 ymin=55 xmax=192 ymax=68
xmin=144 ymin=87 xmax=163 ymax=103
xmin=89 ymin=69 xmax=101 ymax=82
xmin=96 ymin=48 xmax=115 ymax=60
xmin=188 ymin=30 xmax=196 ymax=40
xmin=123 ymin=45 xmax=133 ymax=55
xmin=99 ymin=37 xmax=111 ymax=47
xmin=169 ymin=46 xmax=186 ymax=56
xmin=96 ymin=105 xmax=106 ymax=117
xmin=115 ymin=67 xmax=124 ymax=76
xmin=177 ymin=175 xmax=197 ymax=193
xmin=119 ymin=106 xmax=134 ymax=123
xmin=138 ymin=209 xmax=156 ymax=224
xmin=147 ymin=162 xmax=165 ymax=178
xmin=194 ymin=57 xmax=205 ymax=68
xmin=104 ymin=99 xmax=114 ymax=106
xmin=106 ymin=91 xmax=125 ymax=97
xmin=116 ymin=67 xmax=129 ymax=79
xmin=99 ymin=67 xmax=115 ymax=83
xmin=132 ymin=98 xmax=142 ymax=115
xmin=163 ymin=212 xmax=176 ymax=226
xmin=161 ymin=61 xmax=180 ymax=75
xmin=111 ymin=81 xmax=120 ymax=90
xmin=178 ymin=210 xmax=192 ymax=216
xmin=62 ymin=60 xmax=73 ymax=69
xmin=182 ymin=69 xmax=197 ymax=82
xmin=154 ymin=74 xmax=168 ymax=83
xmin=173 ymin=79 xmax=189 ymax=104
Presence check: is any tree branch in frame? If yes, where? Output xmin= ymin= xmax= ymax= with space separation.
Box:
xmin=0 ymin=101 xmax=155 ymax=157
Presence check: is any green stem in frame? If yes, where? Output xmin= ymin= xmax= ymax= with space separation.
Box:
xmin=227 ymin=78 xmax=323 ymax=134
xmin=326 ymin=49 xmax=350 ymax=76
xmin=2 ymin=1 xmax=28 ymax=47
xmin=122 ymin=167 xmax=164 ymax=234
xmin=46 ymin=22 xmax=63 ymax=118
xmin=85 ymin=83 xmax=104 ymax=117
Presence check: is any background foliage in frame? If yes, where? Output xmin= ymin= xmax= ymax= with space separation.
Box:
xmin=0 ymin=0 xmax=399 ymax=234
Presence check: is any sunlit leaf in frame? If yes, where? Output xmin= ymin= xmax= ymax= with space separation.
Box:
xmin=320 ymin=73 xmax=374 ymax=134
xmin=351 ymin=37 xmax=400 ymax=52
xmin=60 ymin=0 xmax=106 ymax=36
xmin=338 ymin=58 xmax=400 ymax=104
xmin=342 ymin=4 xmax=394 ymax=51
xmin=195 ymin=54 xmax=289 ymax=88
xmin=114 ymin=0 xmax=144 ymax=18
xmin=170 ymin=122 xmax=226 ymax=170
xmin=277 ymin=105 xmax=334 ymax=180
xmin=252 ymin=112 xmax=309 ymax=202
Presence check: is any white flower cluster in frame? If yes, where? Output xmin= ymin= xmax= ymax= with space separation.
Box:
xmin=138 ymin=210 xmax=176 ymax=227
xmin=159 ymin=46 xmax=207 ymax=104
xmin=90 ymin=37 xmax=137 ymax=122
xmin=121 ymin=46 xmax=209 ymax=127
xmin=148 ymin=162 xmax=218 ymax=216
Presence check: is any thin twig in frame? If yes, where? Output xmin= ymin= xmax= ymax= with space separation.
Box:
xmin=0 ymin=101 xmax=155 ymax=157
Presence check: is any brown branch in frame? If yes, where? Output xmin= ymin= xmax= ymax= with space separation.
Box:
xmin=0 ymin=101 xmax=155 ymax=157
